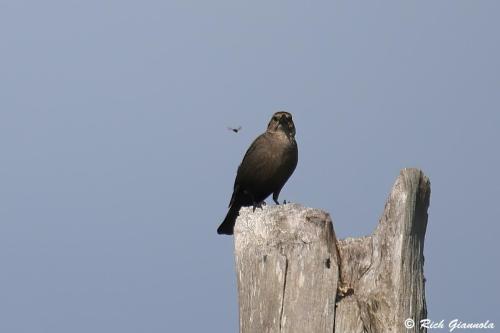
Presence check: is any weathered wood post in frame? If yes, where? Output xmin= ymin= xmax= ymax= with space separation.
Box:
xmin=234 ymin=168 xmax=430 ymax=333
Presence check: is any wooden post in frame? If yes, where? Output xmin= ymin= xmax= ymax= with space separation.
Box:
xmin=234 ymin=168 xmax=430 ymax=333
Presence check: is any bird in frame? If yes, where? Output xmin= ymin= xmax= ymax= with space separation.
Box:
xmin=217 ymin=111 xmax=298 ymax=235
xmin=227 ymin=126 xmax=242 ymax=133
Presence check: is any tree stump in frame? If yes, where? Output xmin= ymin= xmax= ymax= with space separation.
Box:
xmin=234 ymin=168 xmax=430 ymax=333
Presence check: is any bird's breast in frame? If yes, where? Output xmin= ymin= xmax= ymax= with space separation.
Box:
xmin=235 ymin=132 xmax=297 ymax=194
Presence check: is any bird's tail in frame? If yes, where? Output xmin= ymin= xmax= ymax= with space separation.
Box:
xmin=217 ymin=204 xmax=241 ymax=235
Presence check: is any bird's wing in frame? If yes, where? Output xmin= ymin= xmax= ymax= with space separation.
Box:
xmin=234 ymin=134 xmax=274 ymax=189
xmin=228 ymin=135 xmax=267 ymax=207
xmin=228 ymin=134 xmax=270 ymax=207
xmin=229 ymin=134 xmax=265 ymax=207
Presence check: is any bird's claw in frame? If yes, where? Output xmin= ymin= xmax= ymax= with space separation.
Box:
xmin=252 ymin=201 xmax=266 ymax=212
xmin=275 ymin=199 xmax=288 ymax=205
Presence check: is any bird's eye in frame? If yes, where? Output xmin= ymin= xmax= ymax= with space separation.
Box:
xmin=273 ymin=116 xmax=278 ymax=121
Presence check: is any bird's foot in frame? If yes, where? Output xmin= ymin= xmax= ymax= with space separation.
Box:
xmin=252 ymin=201 xmax=266 ymax=212
xmin=275 ymin=199 xmax=289 ymax=205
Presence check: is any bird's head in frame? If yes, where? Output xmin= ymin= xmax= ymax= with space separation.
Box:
xmin=267 ymin=111 xmax=296 ymax=137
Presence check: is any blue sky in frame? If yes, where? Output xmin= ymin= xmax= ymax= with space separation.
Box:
xmin=1 ymin=1 xmax=499 ymax=332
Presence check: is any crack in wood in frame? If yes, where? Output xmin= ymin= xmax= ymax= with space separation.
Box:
xmin=279 ymin=257 xmax=289 ymax=332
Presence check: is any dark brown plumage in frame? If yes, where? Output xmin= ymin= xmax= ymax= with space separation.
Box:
xmin=217 ymin=111 xmax=298 ymax=235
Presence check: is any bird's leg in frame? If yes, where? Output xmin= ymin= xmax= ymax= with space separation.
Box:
xmin=272 ymin=191 xmax=281 ymax=205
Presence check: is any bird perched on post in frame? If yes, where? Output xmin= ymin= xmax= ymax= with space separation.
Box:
xmin=217 ymin=111 xmax=298 ymax=235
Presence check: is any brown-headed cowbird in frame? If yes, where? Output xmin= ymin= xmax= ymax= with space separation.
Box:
xmin=217 ymin=111 xmax=298 ymax=235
